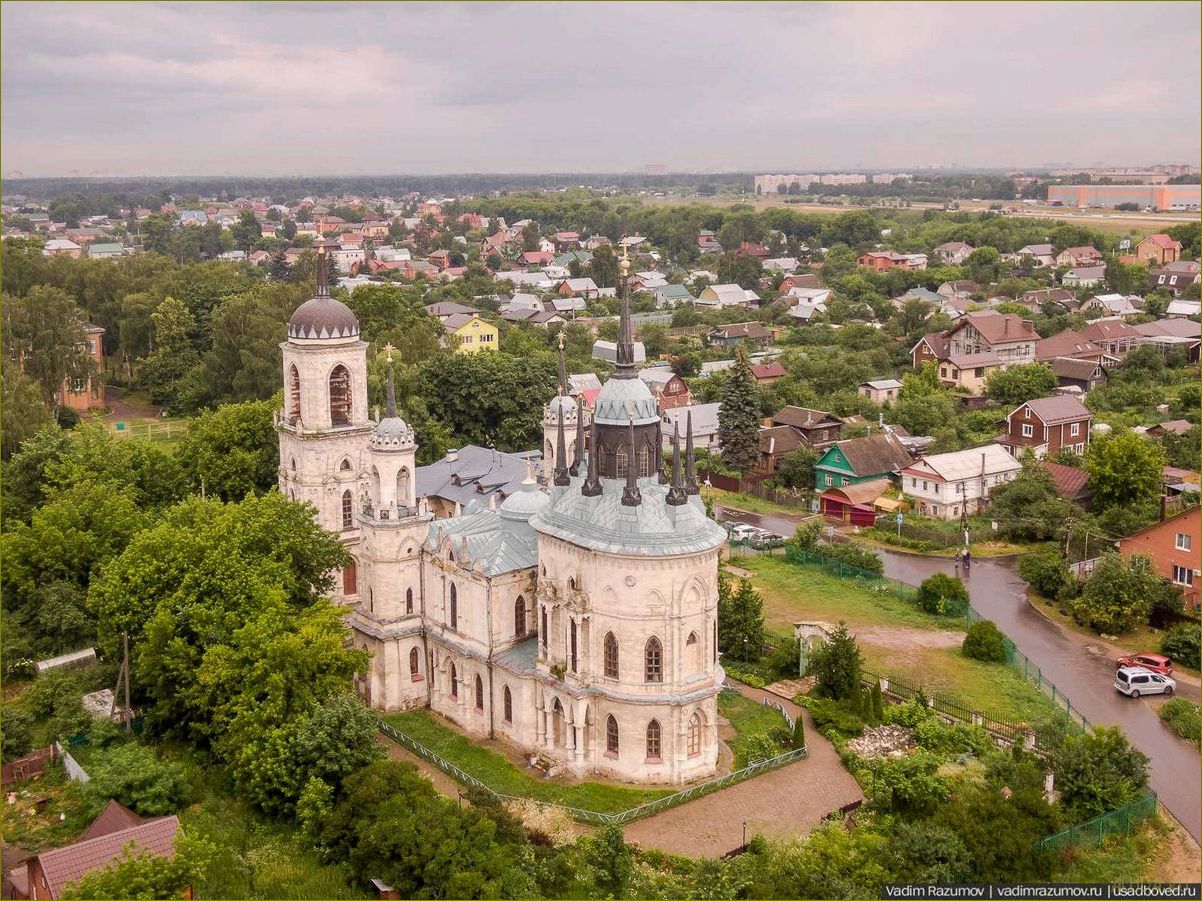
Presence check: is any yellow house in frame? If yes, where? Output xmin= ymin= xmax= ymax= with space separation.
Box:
xmin=443 ymin=312 xmax=498 ymax=354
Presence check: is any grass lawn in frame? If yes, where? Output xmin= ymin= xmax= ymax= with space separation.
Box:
xmin=382 ymin=710 xmax=673 ymax=813
xmin=718 ymin=691 xmax=791 ymax=769
xmin=732 ymin=555 xmax=1064 ymax=726
xmin=703 ymin=487 xmax=811 ymax=521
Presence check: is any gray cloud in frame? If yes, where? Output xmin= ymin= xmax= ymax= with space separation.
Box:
xmin=2 ymin=1 xmax=1198 ymax=176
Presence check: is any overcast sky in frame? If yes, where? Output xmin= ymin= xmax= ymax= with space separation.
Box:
xmin=2 ymin=1 xmax=1198 ymax=177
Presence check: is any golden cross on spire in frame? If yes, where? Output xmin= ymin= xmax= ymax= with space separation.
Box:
xmin=383 ymin=342 xmax=395 ymax=363
xmin=557 ymin=330 xmax=565 ymax=350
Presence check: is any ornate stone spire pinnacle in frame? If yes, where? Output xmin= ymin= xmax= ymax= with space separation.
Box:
xmin=315 ymin=241 xmax=330 ymax=297
xmin=620 ymin=413 xmax=642 ymax=506
xmin=554 ymin=406 xmax=570 ymax=487
xmin=581 ymin=416 xmax=602 ymax=497
xmin=655 ymin=418 xmax=667 ymax=484
xmin=556 ymin=329 xmax=568 ymax=395
xmin=613 ymin=240 xmax=636 ymax=379
xmin=570 ymin=395 xmax=584 ymax=476
xmin=383 ymin=342 xmax=397 ymax=418
xmin=685 ymin=409 xmax=699 ymax=495
xmin=666 ymin=421 xmax=687 ymax=506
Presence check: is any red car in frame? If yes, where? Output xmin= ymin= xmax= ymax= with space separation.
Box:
xmin=1116 ymin=653 xmax=1173 ymax=676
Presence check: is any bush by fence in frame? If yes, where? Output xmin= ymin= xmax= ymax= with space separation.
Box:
xmin=1036 ymin=791 xmax=1158 ymax=852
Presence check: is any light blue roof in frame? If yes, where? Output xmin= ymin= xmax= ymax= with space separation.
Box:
xmin=425 ymin=504 xmax=540 ymax=576
xmin=591 ymin=376 xmax=659 ymax=426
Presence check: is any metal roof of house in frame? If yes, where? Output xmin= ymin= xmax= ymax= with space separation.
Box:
xmin=36 ymin=816 xmax=179 ymax=899
xmin=661 ymin=403 xmax=721 ymax=437
xmin=416 ymin=446 xmax=536 ymax=510
xmin=824 ymin=433 xmax=913 ymax=477
xmin=903 ymin=444 xmax=1022 ymax=482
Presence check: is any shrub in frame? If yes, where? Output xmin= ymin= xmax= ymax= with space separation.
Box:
xmin=1 ymin=705 xmax=34 ymax=762
xmin=962 ymin=619 xmax=1007 ymax=663
xmin=802 ymin=696 xmax=865 ymax=737
xmin=1158 ymin=698 xmax=1200 ymax=747
xmin=1070 ymin=553 xmax=1159 ymax=635
xmin=761 ymin=636 xmax=801 ymax=681
xmin=1018 ymin=546 xmax=1073 ymax=600
xmin=914 ymin=718 xmax=993 ymax=757
xmin=884 ymin=699 xmax=933 ymax=728
xmin=917 ymin=573 xmax=969 ymax=614
xmin=82 ymin=743 xmax=190 ymax=818
xmin=723 ymin=667 xmax=766 ymax=688
xmin=1161 ymin=625 xmax=1201 ymax=670
xmin=818 ymin=541 xmax=884 ymax=575
xmin=1051 ymin=726 xmax=1149 ymax=821
xmin=742 ymin=733 xmax=785 ymax=764
xmin=809 ymin=621 xmax=863 ymax=701
xmin=791 ymin=714 xmax=806 ymax=749
xmin=870 ymin=750 xmax=949 ymax=816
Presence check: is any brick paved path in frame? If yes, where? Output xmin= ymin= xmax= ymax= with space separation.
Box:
xmin=622 ymin=685 xmax=864 ymax=858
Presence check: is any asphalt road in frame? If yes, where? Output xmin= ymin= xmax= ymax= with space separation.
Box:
xmin=715 ymin=505 xmax=1202 ymax=840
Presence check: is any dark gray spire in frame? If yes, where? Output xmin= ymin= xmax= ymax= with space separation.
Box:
xmin=581 ymin=416 xmax=602 ymax=497
xmin=620 ymin=415 xmax=641 ymax=506
xmin=554 ymin=407 xmax=570 ymax=487
xmin=685 ymin=409 xmax=699 ymax=495
xmin=666 ymin=421 xmax=687 ymax=506
xmin=655 ymin=418 xmax=667 ymax=484
xmin=570 ymin=395 xmax=584 ymax=476
xmin=613 ymin=242 xmax=636 ymax=379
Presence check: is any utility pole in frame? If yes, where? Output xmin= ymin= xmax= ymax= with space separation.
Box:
xmin=122 ymin=631 xmax=132 ymax=733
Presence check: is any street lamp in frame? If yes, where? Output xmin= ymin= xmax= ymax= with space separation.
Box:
xmin=742 ymin=820 xmax=748 ymax=849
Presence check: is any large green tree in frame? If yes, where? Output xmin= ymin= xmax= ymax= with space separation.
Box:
xmin=2 ymin=286 xmax=94 ymax=407
xmin=717 ymin=574 xmax=766 ymax=662
xmin=1070 ymin=552 xmax=1165 ymax=634
xmin=983 ymin=363 xmax=1058 ymax=407
xmin=176 ymin=398 xmax=279 ymax=500
xmin=1085 ymin=429 xmax=1166 ymax=511
xmin=718 ymin=345 xmax=762 ymax=472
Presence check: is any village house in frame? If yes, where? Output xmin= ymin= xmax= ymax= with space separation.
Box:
xmin=770 ymin=406 xmax=843 ymax=449
xmin=1055 ymin=245 xmax=1104 ymax=268
xmin=750 ymin=361 xmax=788 ymax=385
xmin=857 ymin=250 xmax=925 ymax=271
xmin=995 ymin=395 xmax=1092 ymax=459
xmin=708 ymin=322 xmax=771 ymax=349
xmin=1135 ymin=233 xmax=1183 ymax=266
xmin=778 ymin=273 xmax=822 ymax=292
xmin=933 ymin=241 xmax=975 ymax=265
xmin=1119 ymin=507 xmax=1200 ymax=612
xmin=1013 ymin=243 xmax=1056 ymax=267
xmin=638 ymin=367 xmax=692 ymax=411
xmin=857 ymin=378 xmax=903 ymax=404
xmin=1063 ymin=265 xmax=1105 ymax=289
xmin=899 ymin=444 xmax=1022 ymax=520
xmin=1042 ymin=460 xmax=1093 ymax=510
xmin=41 ymin=238 xmax=81 ymax=258
xmin=1019 ymin=287 xmax=1077 ymax=311
xmin=653 ymin=283 xmax=696 ymax=307
xmin=1134 ymin=318 xmax=1201 ymax=362
xmin=696 ymin=230 xmax=723 ymax=253
xmin=1148 ymin=260 xmax=1200 ymax=296
xmin=937 ymin=279 xmax=980 ymax=300
xmin=1167 ymin=299 xmax=1202 ymax=318
xmin=1034 ymin=329 xmax=1107 ymax=364
xmin=1079 ymin=319 xmax=1142 ymax=359
xmin=1049 ymin=356 xmax=1108 ymax=394
xmin=557 ymin=277 xmax=602 ymax=299
xmin=757 ymin=424 xmax=805 ymax=474
xmin=762 ymin=257 xmax=799 ymax=273
xmin=1079 ymin=294 xmax=1143 ymax=320
xmin=441 ymin=312 xmax=498 ymax=354
xmin=56 ymin=324 xmax=105 ymax=413
xmin=661 ymin=403 xmax=721 ymax=451
xmin=814 ymin=431 xmax=914 ymax=490
xmin=696 ymin=283 xmax=757 ymax=308
xmin=913 ymin=312 xmax=1037 ymax=395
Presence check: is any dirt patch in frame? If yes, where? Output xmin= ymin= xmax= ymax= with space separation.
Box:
xmin=857 ymin=625 xmax=964 ymax=649
xmin=723 ymin=565 xmax=755 ymax=579
xmin=1149 ymin=813 xmax=1202 ymax=882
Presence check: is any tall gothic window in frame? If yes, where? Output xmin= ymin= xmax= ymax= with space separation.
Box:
xmin=503 ymin=686 xmax=512 ymax=723
xmin=449 ymin=663 xmax=458 ymax=699
xmin=541 ymin=607 xmax=548 ymax=653
xmin=341 ymin=490 xmax=354 ymax=530
xmin=644 ymin=636 xmax=663 ymax=683
xmin=604 ymin=633 xmax=619 ymax=679
xmin=475 ymin=675 xmax=484 ymax=711
xmin=409 ymin=647 xmax=420 ymax=676
xmin=570 ymin=619 xmax=578 ymax=673
xmin=329 ymin=364 xmax=352 ymax=425
xmin=688 ymin=712 xmax=702 ymax=757
xmin=637 ymin=446 xmax=650 ymax=477
xmin=514 ymin=596 xmax=527 ymax=637
xmin=646 ymin=719 xmax=661 ymax=760
xmin=606 ymin=715 xmax=619 ymax=754
xmin=406 ymin=588 xmax=414 ymax=614
xmin=342 ymin=560 xmax=357 ymax=595
xmin=288 ymin=364 xmax=301 ymax=423
xmin=449 ymin=583 xmax=457 ymax=630
xmin=615 ymin=445 xmax=628 ymax=478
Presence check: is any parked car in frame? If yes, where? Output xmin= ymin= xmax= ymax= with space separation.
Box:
xmin=1114 ymin=666 xmax=1176 ymax=698
xmin=1116 ymin=653 xmax=1173 ymax=676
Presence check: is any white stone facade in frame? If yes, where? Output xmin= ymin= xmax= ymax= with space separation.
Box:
xmin=279 ymin=284 xmax=725 ymax=785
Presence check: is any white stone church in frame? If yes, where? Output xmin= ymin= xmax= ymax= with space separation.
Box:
xmin=277 ymin=248 xmax=726 ymax=784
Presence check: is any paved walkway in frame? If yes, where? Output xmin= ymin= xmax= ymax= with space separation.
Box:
xmin=622 ymin=685 xmax=864 ymax=858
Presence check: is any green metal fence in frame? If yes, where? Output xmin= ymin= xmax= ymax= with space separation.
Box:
xmin=1036 ymin=791 xmax=1159 ymax=852
xmin=377 ymin=718 xmax=806 ymax=826
xmin=965 ymin=607 xmax=1092 ymax=733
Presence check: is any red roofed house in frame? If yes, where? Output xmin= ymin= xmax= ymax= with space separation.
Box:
xmin=8 ymin=808 xmax=182 ymax=900
xmin=521 ymin=250 xmax=553 ymax=267
xmin=737 ymin=241 xmax=769 ymax=260
xmin=1054 ymin=246 xmax=1104 ymax=268
xmin=1135 ymin=233 xmax=1182 ymax=266
xmin=1040 ymin=460 xmax=1092 ymax=509
xmin=638 ymin=368 xmax=692 ymax=411
xmin=750 ymin=362 xmax=787 ymax=385
xmin=995 ymin=395 xmax=1092 ymax=459
xmin=1119 ymin=507 xmax=1200 ymax=612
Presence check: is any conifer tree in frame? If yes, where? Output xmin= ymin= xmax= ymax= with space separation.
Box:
xmin=718 ymin=344 xmax=761 ymax=472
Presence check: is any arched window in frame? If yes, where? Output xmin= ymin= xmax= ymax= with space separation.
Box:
xmin=475 ymin=675 xmax=484 ymax=711
xmin=288 ymin=364 xmax=301 ymax=423
xmin=570 ymin=619 xmax=578 ymax=672
xmin=541 ymin=607 xmax=548 ymax=651
xmin=449 ymin=583 xmax=458 ymax=630
xmin=616 ymin=445 xmax=628 ymax=478
xmin=688 ymin=712 xmax=702 ymax=757
xmin=290 ymin=456 xmax=296 ymax=472
xmin=339 ymin=458 xmax=352 ymax=472
xmin=503 ymin=686 xmax=512 ymax=723
xmin=604 ymin=633 xmax=619 ymax=679
xmin=606 ymin=715 xmax=619 ymax=755
xmin=406 ymin=588 xmax=414 ymax=615
xmin=514 ymin=596 xmax=527 ymax=637
xmin=450 ymin=663 xmax=458 ymax=699
xmin=341 ymin=490 xmax=354 ymax=529
xmin=342 ymin=560 xmax=357 ymax=595
xmin=686 ymin=631 xmax=700 ymax=673
xmin=637 ymin=446 xmax=650 ymax=477
xmin=644 ymin=636 xmax=662 ymax=683
xmin=646 ymin=719 xmax=661 ymax=760
xmin=329 ymin=364 xmax=352 ymax=426
xmin=409 ymin=647 xmax=420 ymax=676
xmin=397 ymin=467 xmax=411 ymax=507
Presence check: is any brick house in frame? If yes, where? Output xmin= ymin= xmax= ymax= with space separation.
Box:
xmin=1119 ymin=507 xmax=1200 ymax=612
xmin=1054 ymin=245 xmax=1104 ymax=268
xmin=638 ymin=368 xmax=692 ymax=411
xmin=1135 ymin=234 xmax=1182 ymax=266
xmin=995 ymin=395 xmax=1092 ymax=459
xmin=55 ymin=324 xmax=105 ymax=413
